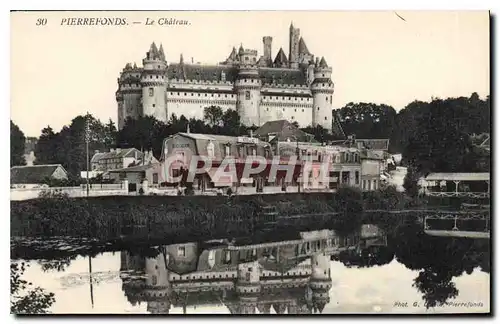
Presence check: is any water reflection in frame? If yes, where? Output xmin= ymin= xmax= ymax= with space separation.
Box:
xmin=12 ymin=224 xmax=490 ymax=314
xmin=119 ymin=227 xmax=382 ymax=314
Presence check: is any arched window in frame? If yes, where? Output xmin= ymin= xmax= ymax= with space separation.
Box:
xmin=245 ymin=91 xmax=250 ymax=100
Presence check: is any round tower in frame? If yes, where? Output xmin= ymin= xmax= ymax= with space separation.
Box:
xmin=235 ymin=260 xmax=260 ymax=314
xmin=117 ymin=62 xmax=142 ymax=130
xmin=309 ymin=252 xmax=332 ymax=314
xmin=141 ymin=42 xmax=168 ymax=122
xmin=235 ymin=46 xmax=261 ymax=127
xmin=311 ymin=57 xmax=334 ymax=130
xmin=143 ymin=252 xmax=172 ymax=314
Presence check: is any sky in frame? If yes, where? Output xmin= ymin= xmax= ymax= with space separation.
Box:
xmin=11 ymin=11 xmax=490 ymax=137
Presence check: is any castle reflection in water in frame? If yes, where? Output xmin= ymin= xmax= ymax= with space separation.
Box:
xmin=120 ymin=226 xmax=386 ymax=314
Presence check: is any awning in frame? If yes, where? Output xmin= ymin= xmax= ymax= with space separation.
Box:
xmin=425 ymin=172 xmax=490 ymax=182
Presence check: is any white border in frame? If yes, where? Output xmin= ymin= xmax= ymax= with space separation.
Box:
xmin=3 ymin=1 xmax=497 ymax=324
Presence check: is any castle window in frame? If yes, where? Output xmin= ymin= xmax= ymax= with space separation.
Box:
xmin=245 ymin=56 xmax=249 ymax=61
xmin=178 ymin=246 xmax=186 ymax=257
xmin=156 ymin=75 xmax=158 ymax=79
xmin=152 ymin=104 xmax=155 ymax=107
xmin=225 ymin=94 xmax=228 ymax=98
xmin=177 ymin=92 xmax=180 ymax=95
xmin=158 ymin=65 xmax=161 ymax=69
xmin=266 ymin=108 xmax=269 ymax=111
xmin=283 ymin=108 xmax=285 ymax=111
xmin=302 ymin=109 xmax=304 ymax=112
xmin=218 ymin=94 xmax=220 ymax=97
xmin=184 ymin=92 xmax=186 ymax=96
xmin=245 ymin=91 xmax=250 ymax=100
xmin=325 ymin=116 xmax=327 ymax=120
xmin=149 ymin=88 xmax=154 ymax=96
xmin=150 ymin=75 xmax=152 ymax=79
xmin=198 ymin=93 xmax=200 ymax=96
xmin=205 ymin=93 xmax=207 ymax=97
xmin=317 ymin=107 xmax=320 ymax=110
xmin=322 ymin=74 xmax=325 ymax=77
xmin=291 ymin=116 xmax=294 ymax=120
xmin=294 ymin=109 xmax=297 ymax=112
xmin=191 ymin=93 xmax=194 ymax=96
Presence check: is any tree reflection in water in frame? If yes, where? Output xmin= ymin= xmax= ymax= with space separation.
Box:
xmin=11 ymin=261 xmax=55 ymax=314
xmin=336 ymin=221 xmax=490 ymax=309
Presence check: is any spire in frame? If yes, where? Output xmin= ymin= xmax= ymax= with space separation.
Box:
xmin=273 ymin=47 xmax=288 ymax=67
xmin=158 ymin=44 xmax=165 ymax=60
xmin=319 ymin=56 xmax=328 ymax=68
xmin=298 ymin=37 xmax=310 ymax=55
xmin=290 ymin=21 xmax=294 ymax=30
xmin=238 ymin=43 xmax=244 ymax=55
xmin=133 ymin=62 xmax=137 ymax=69
xmin=229 ymin=47 xmax=238 ymax=60
xmin=180 ymin=53 xmax=184 ymax=64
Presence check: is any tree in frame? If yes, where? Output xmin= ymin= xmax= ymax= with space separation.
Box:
xmin=203 ymin=105 xmax=224 ymax=127
xmin=403 ymin=166 xmax=420 ymax=197
xmin=34 ymin=126 xmax=59 ymax=165
xmin=10 ymin=121 xmax=26 ymax=166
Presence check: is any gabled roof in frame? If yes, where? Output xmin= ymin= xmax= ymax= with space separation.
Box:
xmin=356 ymin=139 xmax=390 ymax=150
xmin=91 ymin=148 xmax=142 ymax=163
xmin=254 ymin=120 xmax=316 ymax=143
xmin=11 ymin=164 xmax=67 ymax=184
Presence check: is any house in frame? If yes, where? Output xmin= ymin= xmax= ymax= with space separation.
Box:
xmin=359 ymin=149 xmax=386 ymax=191
xmin=107 ymin=162 xmax=162 ymax=194
xmin=161 ymin=132 xmax=272 ymax=190
xmin=10 ymin=164 xmax=68 ymax=188
xmin=90 ymin=148 xmax=144 ymax=172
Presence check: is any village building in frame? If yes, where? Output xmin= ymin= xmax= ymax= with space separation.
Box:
xmin=10 ymin=164 xmax=68 ymax=189
xmin=90 ymin=148 xmax=154 ymax=172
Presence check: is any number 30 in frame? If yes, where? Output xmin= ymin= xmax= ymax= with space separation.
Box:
xmin=36 ymin=18 xmax=47 ymax=26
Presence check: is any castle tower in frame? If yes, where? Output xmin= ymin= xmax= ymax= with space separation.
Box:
xmin=235 ymin=260 xmax=260 ymax=314
xmin=116 ymin=62 xmax=142 ymax=130
xmin=144 ymin=251 xmax=172 ymax=314
xmin=235 ymin=47 xmax=261 ymax=127
xmin=289 ymin=22 xmax=300 ymax=69
xmin=262 ymin=36 xmax=273 ymax=66
xmin=141 ymin=42 xmax=168 ymax=122
xmin=311 ymin=57 xmax=334 ymax=130
xmin=309 ymin=252 xmax=332 ymax=314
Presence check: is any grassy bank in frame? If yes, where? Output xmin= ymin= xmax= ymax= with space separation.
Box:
xmin=11 ymin=187 xmax=426 ymax=251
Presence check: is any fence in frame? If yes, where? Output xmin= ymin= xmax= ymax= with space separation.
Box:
xmin=10 ymin=183 xmax=128 ymax=201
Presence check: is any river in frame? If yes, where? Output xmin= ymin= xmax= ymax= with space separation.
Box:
xmin=11 ymin=225 xmax=490 ymax=314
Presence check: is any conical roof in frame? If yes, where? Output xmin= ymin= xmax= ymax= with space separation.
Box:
xmin=273 ymin=47 xmax=288 ymax=66
xmin=298 ymin=37 xmax=310 ymax=55
xmin=319 ymin=56 xmax=328 ymax=68
xmin=158 ymin=44 xmax=165 ymax=60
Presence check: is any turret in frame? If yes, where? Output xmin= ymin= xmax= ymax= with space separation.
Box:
xmin=309 ymin=252 xmax=332 ymax=314
xmin=289 ymin=22 xmax=300 ymax=69
xmin=141 ymin=42 xmax=168 ymax=121
xmin=262 ymin=36 xmax=273 ymax=66
xmin=311 ymin=57 xmax=334 ymax=130
xmin=235 ymin=260 xmax=260 ymax=314
xmin=235 ymin=46 xmax=261 ymax=127
xmin=117 ymin=62 xmax=142 ymax=129
xmin=143 ymin=252 xmax=172 ymax=314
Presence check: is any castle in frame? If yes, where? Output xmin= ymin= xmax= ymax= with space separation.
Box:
xmin=115 ymin=22 xmax=334 ymax=131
